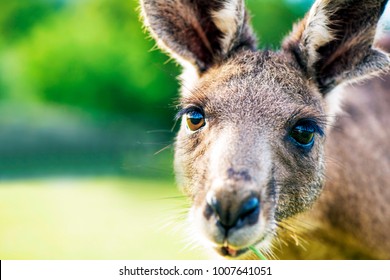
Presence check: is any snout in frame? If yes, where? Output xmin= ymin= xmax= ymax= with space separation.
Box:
xmin=186 ymin=132 xmax=275 ymax=258
xmin=205 ymin=193 xmax=260 ymax=232
xmin=203 ymin=192 xmax=262 ymax=258
xmin=194 ymin=175 xmax=273 ymax=259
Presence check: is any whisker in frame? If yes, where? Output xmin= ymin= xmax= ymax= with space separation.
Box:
xmin=154 ymin=144 xmax=173 ymax=155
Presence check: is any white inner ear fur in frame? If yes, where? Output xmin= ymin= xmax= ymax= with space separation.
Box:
xmin=179 ymin=61 xmax=199 ymax=98
xmin=324 ymin=84 xmax=346 ymax=126
xmin=303 ymin=0 xmax=334 ymax=67
xmin=211 ymin=0 xmax=245 ymax=55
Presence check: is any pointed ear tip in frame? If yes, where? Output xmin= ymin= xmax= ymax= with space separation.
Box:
xmin=281 ymin=16 xmax=308 ymax=48
xmin=139 ymin=0 xmax=257 ymax=74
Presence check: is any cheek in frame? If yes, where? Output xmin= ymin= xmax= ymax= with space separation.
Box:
xmin=274 ymin=140 xmax=326 ymax=219
xmin=274 ymin=134 xmax=325 ymax=176
xmin=174 ymin=129 xmax=192 ymax=196
xmin=173 ymin=127 xmax=211 ymax=198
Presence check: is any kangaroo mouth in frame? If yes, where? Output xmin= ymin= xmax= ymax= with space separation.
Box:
xmin=218 ymin=245 xmax=249 ymax=258
xmin=215 ymin=233 xmax=270 ymax=259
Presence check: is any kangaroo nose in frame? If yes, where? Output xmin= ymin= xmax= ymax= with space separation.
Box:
xmin=206 ymin=194 xmax=260 ymax=231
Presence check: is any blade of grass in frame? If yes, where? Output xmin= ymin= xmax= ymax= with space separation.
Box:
xmin=249 ymin=245 xmax=267 ymax=260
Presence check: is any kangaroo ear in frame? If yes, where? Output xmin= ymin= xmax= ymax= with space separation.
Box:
xmin=283 ymin=0 xmax=390 ymax=94
xmin=140 ymin=0 xmax=257 ymax=74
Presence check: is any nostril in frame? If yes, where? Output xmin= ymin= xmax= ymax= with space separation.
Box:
xmin=205 ymin=193 xmax=260 ymax=230
xmin=241 ymin=197 xmax=260 ymax=216
xmin=205 ymin=194 xmax=231 ymax=229
xmin=238 ymin=196 xmax=260 ymax=226
xmin=205 ymin=193 xmax=221 ymax=217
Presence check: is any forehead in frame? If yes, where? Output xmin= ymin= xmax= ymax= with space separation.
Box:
xmin=181 ymin=50 xmax=324 ymax=126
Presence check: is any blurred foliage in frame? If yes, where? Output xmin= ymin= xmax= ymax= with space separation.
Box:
xmin=0 ymin=1 xmax=62 ymax=43
xmin=1 ymin=0 xmax=179 ymax=121
xmin=0 ymin=0 xmax=311 ymax=179
xmin=247 ymin=0 xmax=309 ymax=48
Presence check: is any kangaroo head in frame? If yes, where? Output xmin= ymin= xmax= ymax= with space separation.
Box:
xmin=140 ymin=0 xmax=389 ymax=258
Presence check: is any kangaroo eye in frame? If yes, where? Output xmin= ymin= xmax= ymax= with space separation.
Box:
xmin=186 ymin=110 xmax=205 ymax=131
xmin=290 ymin=121 xmax=316 ymax=147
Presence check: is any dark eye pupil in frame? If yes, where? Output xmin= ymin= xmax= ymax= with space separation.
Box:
xmin=189 ymin=112 xmax=203 ymax=125
xmin=186 ymin=110 xmax=205 ymax=131
xmin=290 ymin=125 xmax=315 ymax=145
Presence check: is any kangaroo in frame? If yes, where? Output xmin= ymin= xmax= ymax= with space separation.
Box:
xmin=140 ymin=0 xmax=390 ymax=259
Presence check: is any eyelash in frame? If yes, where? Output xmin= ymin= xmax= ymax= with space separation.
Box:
xmin=176 ymin=106 xmax=204 ymax=120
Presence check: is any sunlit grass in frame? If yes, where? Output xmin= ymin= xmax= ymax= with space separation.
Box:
xmin=0 ymin=177 xmax=206 ymax=260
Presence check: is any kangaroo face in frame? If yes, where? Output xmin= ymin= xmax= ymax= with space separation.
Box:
xmin=141 ymin=0 xmax=389 ymax=259
xmin=174 ymin=50 xmax=326 ymax=257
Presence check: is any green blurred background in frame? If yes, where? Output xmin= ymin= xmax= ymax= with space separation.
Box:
xmin=0 ymin=0 xmax=314 ymax=259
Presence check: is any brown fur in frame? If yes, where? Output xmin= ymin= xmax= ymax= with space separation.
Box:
xmin=276 ymin=76 xmax=390 ymax=259
xmin=140 ymin=0 xmax=390 ymax=259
